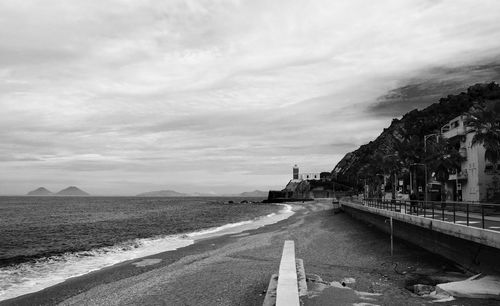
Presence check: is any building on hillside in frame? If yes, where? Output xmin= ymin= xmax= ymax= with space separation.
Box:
xmin=266 ymin=165 xmax=335 ymax=202
xmin=299 ymin=173 xmax=320 ymax=180
xmin=440 ymin=115 xmax=500 ymax=202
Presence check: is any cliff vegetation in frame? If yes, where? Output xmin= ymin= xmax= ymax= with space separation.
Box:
xmin=332 ymin=82 xmax=500 ymax=196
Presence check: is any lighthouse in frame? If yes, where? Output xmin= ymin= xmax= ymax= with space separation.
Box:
xmin=293 ymin=164 xmax=299 ymax=180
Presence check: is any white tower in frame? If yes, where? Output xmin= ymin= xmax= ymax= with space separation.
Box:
xmin=293 ymin=164 xmax=299 ymax=180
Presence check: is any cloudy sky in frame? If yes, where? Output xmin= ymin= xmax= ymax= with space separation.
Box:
xmin=1 ymin=0 xmax=500 ymax=195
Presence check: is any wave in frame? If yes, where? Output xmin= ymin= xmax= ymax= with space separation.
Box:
xmin=0 ymin=204 xmax=294 ymax=301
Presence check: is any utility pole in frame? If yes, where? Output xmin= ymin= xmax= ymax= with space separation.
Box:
xmin=409 ymin=169 xmax=412 ymax=194
xmin=394 ymin=172 xmax=397 ymax=199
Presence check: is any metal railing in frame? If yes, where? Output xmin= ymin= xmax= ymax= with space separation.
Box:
xmin=360 ymin=197 xmax=500 ymax=230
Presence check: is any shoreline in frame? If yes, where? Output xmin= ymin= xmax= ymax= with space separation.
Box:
xmin=3 ymin=201 xmax=495 ymax=305
xmin=0 ymin=203 xmax=292 ymax=303
xmin=1 ymin=203 xmax=301 ymax=306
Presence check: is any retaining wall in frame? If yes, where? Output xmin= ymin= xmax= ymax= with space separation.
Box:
xmin=340 ymin=200 xmax=500 ymax=274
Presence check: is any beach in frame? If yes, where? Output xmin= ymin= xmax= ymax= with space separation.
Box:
xmin=3 ymin=201 xmax=497 ymax=306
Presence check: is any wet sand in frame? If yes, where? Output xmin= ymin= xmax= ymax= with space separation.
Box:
xmin=2 ymin=201 xmax=497 ymax=305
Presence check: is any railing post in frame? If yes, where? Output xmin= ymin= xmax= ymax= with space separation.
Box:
xmin=441 ymin=202 xmax=445 ymax=221
xmin=453 ymin=202 xmax=456 ymax=223
xmin=466 ymin=203 xmax=469 ymax=226
xmin=482 ymin=205 xmax=485 ymax=229
xmin=432 ymin=202 xmax=434 ymax=219
xmin=390 ymin=217 xmax=393 ymax=257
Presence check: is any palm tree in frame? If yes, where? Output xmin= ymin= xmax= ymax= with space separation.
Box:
xmin=425 ymin=136 xmax=465 ymax=201
xmin=466 ymin=102 xmax=500 ymax=163
xmin=395 ymin=135 xmax=424 ymax=195
xmin=381 ymin=154 xmax=402 ymax=200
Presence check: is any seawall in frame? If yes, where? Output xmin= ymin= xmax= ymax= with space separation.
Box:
xmin=340 ymin=199 xmax=500 ymax=274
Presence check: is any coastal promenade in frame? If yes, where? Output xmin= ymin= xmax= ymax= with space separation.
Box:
xmin=340 ymin=197 xmax=500 ymax=275
xmin=3 ymin=201 xmax=497 ymax=306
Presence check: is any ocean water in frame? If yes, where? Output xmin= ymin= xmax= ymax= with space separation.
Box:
xmin=0 ymin=196 xmax=291 ymax=301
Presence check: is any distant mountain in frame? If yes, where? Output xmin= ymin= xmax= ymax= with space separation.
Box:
xmin=136 ymin=189 xmax=268 ymax=197
xmin=56 ymin=186 xmax=90 ymax=196
xmin=190 ymin=192 xmax=219 ymax=197
xmin=26 ymin=187 xmax=54 ymax=196
xmin=136 ymin=190 xmax=190 ymax=197
xmin=238 ymin=190 xmax=268 ymax=197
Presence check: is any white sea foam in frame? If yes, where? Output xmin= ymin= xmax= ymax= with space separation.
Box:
xmin=0 ymin=204 xmax=294 ymax=301
xmin=189 ymin=204 xmax=293 ymax=240
xmin=0 ymin=235 xmax=194 ymax=301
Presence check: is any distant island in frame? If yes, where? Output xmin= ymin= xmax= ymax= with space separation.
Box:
xmin=26 ymin=186 xmax=90 ymax=196
xmin=136 ymin=189 xmax=268 ymax=197
xmin=56 ymin=186 xmax=89 ymax=196
xmin=26 ymin=187 xmax=54 ymax=196
xmin=136 ymin=190 xmax=190 ymax=197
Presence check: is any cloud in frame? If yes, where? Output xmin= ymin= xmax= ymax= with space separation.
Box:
xmin=1 ymin=0 xmax=500 ymax=194
xmin=368 ymin=61 xmax=500 ymax=117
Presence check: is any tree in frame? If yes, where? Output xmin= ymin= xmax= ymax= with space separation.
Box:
xmin=466 ymin=101 xmax=500 ymax=163
xmin=381 ymin=154 xmax=402 ymax=200
xmin=396 ymin=135 xmax=424 ymax=195
xmin=425 ymin=136 xmax=465 ymax=201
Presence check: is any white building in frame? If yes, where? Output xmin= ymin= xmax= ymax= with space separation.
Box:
xmin=291 ymin=165 xmax=321 ymax=181
xmin=299 ymin=173 xmax=320 ymax=181
xmin=441 ymin=115 xmax=499 ymax=202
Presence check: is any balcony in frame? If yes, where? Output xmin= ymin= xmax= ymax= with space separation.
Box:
xmin=442 ymin=126 xmax=466 ymax=139
xmin=448 ymin=169 xmax=468 ymax=181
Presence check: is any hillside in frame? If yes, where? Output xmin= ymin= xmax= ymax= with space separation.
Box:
xmin=332 ymin=82 xmax=500 ymax=185
xmin=56 ymin=186 xmax=90 ymax=196
xmin=26 ymin=187 xmax=54 ymax=196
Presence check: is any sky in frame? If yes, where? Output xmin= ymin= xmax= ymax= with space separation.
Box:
xmin=1 ymin=0 xmax=500 ymax=195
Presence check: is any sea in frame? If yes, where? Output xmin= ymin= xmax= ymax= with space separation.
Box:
xmin=0 ymin=196 xmax=292 ymax=301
